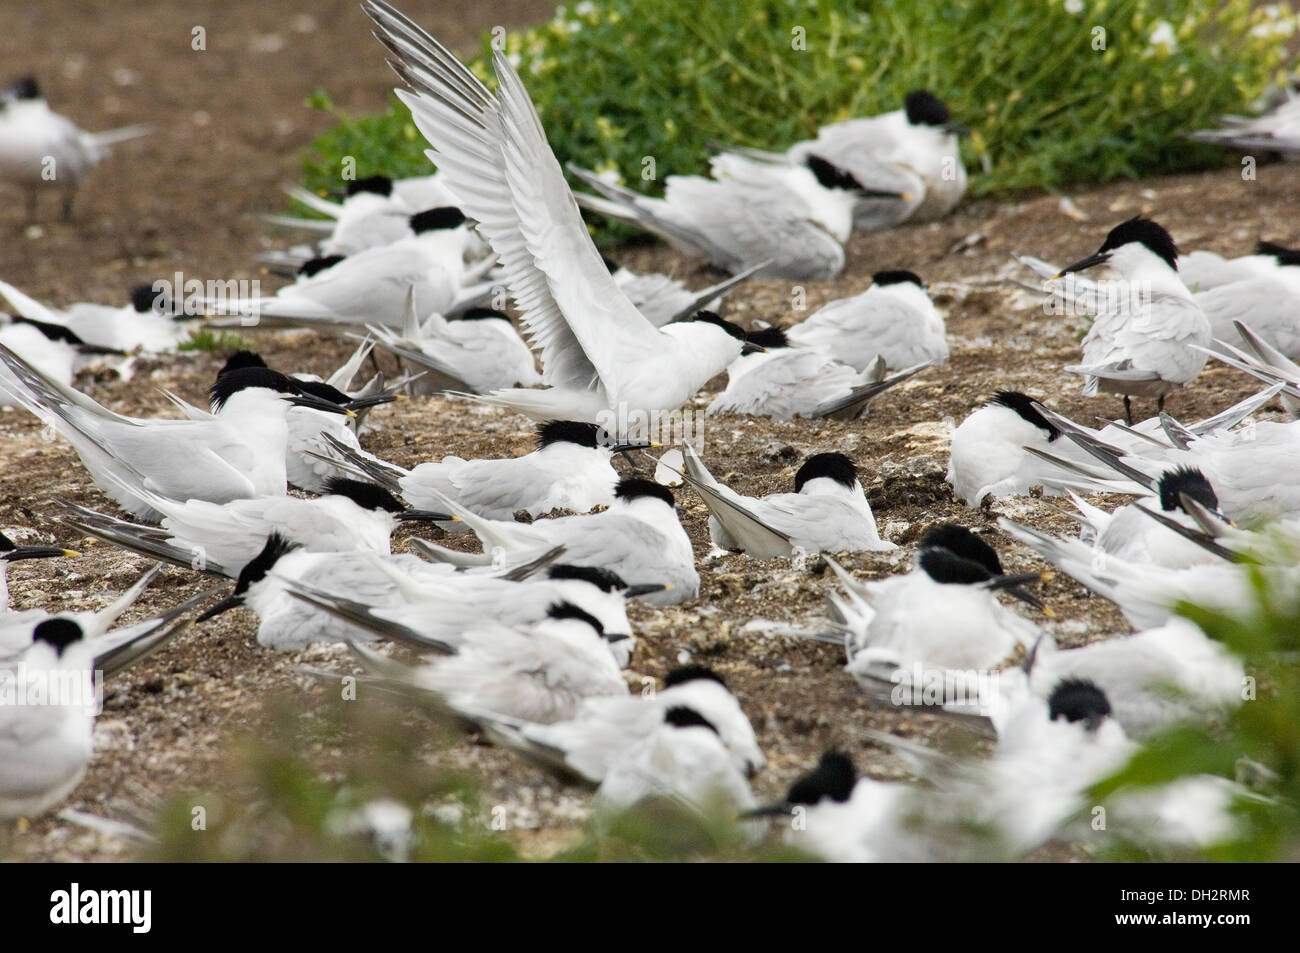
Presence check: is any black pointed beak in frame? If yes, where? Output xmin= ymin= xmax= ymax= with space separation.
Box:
xmin=195 ymin=593 xmax=244 ymax=623
xmin=741 ymin=341 xmax=766 ymax=356
xmin=943 ymin=121 xmax=970 ymax=137
xmin=624 ymin=582 xmax=670 ymax=599
xmin=610 ymin=439 xmax=656 ymax=454
xmin=395 ymin=510 xmax=457 ymax=523
xmin=1 ymin=545 xmax=79 ymax=561
xmin=603 ymin=632 xmax=631 ymax=644
xmin=288 ymin=392 xmax=356 ymax=417
xmin=986 ymin=572 xmax=1049 ymax=610
xmin=1053 ymin=250 xmax=1110 ymax=279
xmin=342 ymin=393 xmax=399 ymax=411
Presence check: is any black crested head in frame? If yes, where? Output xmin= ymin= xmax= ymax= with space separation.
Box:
xmin=293 ymin=378 xmax=351 ymax=405
xmin=33 ymin=618 xmax=82 ymax=656
xmin=988 ymin=391 xmax=1059 ymax=441
xmin=905 ymin=89 xmax=951 ymax=126
xmin=1048 ymin=677 xmax=1112 ymax=725
xmin=918 ymin=546 xmax=995 ymax=586
xmin=410 ymin=206 xmax=466 ymax=233
xmin=210 ymin=366 xmax=299 ymax=410
xmin=746 ymin=325 xmax=789 ymax=349
xmin=922 ymin=522 xmax=993 ymax=562
xmin=794 ymin=452 xmax=858 ymax=493
xmin=664 ymin=705 xmax=719 ymax=735
xmin=1157 ymin=466 xmax=1218 ymax=514
xmin=219 ymin=350 xmax=267 ymax=377
xmin=872 ymin=269 xmax=924 ymax=288
xmin=1255 ymin=240 xmax=1300 ymax=266
xmin=920 ymin=523 xmax=1003 ymax=575
xmin=323 ymin=477 xmax=406 ymax=514
xmin=786 ymin=752 xmax=856 ymax=805
xmin=345 ymin=174 xmax=393 ymax=197
xmin=130 ymin=284 xmax=168 ymax=314
xmin=805 ymin=154 xmax=865 ymax=193
xmin=545 ymin=600 xmax=604 ymax=634
xmin=459 ymin=306 xmax=510 ymax=322
xmin=663 ymin=664 xmax=727 ymax=689
xmin=235 ymin=533 xmax=299 ymax=595
xmin=614 ymin=477 xmax=675 ymax=508
xmin=687 ymin=309 xmax=746 ymax=341
xmin=547 ymin=563 xmax=628 ymax=592
xmin=537 ymin=420 xmax=603 ymax=450
xmin=1098 ymin=216 xmax=1178 ymax=270
xmin=5 ymin=76 xmax=40 ymax=101
xmin=298 ymin=254 xmax=345 ymax=278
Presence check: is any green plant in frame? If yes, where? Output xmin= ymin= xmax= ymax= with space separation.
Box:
xmin=1089 ymin=554 xmax=1300 ymax=861
xmin=179 ymin=328 xmax=252 ymax=353
xmin=302 ymin=0 xmax=1296 ymax=210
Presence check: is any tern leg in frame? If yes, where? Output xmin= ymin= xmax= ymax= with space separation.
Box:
xmin=1157 ymin=394 xmax=1166 ymax=415
xmin=1123 ymin=395 xmax=1133 ymax=426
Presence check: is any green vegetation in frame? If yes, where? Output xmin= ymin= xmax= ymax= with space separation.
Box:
xmin=178 ymin=328 xmax=252 ymax=353
xmin=302 ymin=0 xmax=1296 ymax=212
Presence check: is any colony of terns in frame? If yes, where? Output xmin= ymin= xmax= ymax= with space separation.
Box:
xmin=0 ymin=0 xmax=1295 ymax=859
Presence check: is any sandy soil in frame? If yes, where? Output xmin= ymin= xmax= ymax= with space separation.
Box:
xmin=2 ymin=0 xmax=1297 ymax=861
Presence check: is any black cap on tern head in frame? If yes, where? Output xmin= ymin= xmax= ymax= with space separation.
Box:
xmin=219 ymin=350 xmax=268 ymax=376
xmin=1157 ymin=466 xmax=1219 ymax=514
xmin=794 ymin=453 xmax=858 ymax=493
xmin=537 ymin=420 xmax=603 ymax=450
xmin=745 ymin=326 xmax=789 ymax=349
xmin=545 ymin=600 xmax=604 ymax=634
xmin=905 ymin=90 xmax=951 ymax=126
xmin=299 ymin=254 xmax=346 ymax=277
xmin=195 ymin=534 xmax=300 ymax=622
xmin=235 ymin=534 xmax=299 ymax=596
xmin=345 ymin=174 xmax=393 ymax=197
xmin=785 ymin=752 xmax=857 ymax=805
xmin=918 ymin=546 xmax=996 ymax=586
xmin=33 ymin=618 xmax=83 ymax=656
xmin=663 ymin=665 xmax=727 ymax=689
xmin=664 ymin=705 xmax=720 ymax=735
xmin=4 ymin=76 xmax=40 ymax=101
xmin=210 ymin=366 xmax=299 ymax=409
xmin=687 ymin=309 xmax=747 ymax=341
xmin=1098 ymin=216 xmax=1178 ymax=270
xmin=409 ymin=207 xmax=466 ymax=233
xmin=130 ymin=284 xmax=168 ymax=314
xmin=872 ymin=269 xmax=924 ymax=288
xmin=614 ymin=477 xmax=675 ymax=508
xmin=919 ymin=523 xmax=1003 ymax=575
xmin=1048 ymin=677 xmax=1112 ymax=726
xmin=546 ymin=564 xmax=628 ymax=593
xmin=292 ymin=378 xmax=352 ymax=405
xmin=988 ymin=391 xmax=1059 ymax=441
xmin=322 ymin=477 xmax=406 ymax=514
xmin=1057 ymin=216 xmax=1178 ymax=276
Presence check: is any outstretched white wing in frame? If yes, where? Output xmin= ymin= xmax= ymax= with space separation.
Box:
xmin=365 ymin=0 xmax=659 ymax=400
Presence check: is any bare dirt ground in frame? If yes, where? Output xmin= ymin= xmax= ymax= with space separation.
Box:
xmin=2 ymin=1 xmax=1298 ymax=861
